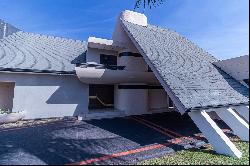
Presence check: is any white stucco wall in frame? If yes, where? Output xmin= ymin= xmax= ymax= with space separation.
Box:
xmin=114 ymin=87 xmax=171 ymax=115
xmin=148 ymin=89 xmax=168 ymax=111
xmin=0 ymin=82 xmax=15 ymax=110
xmin=112 ymin=19 xmax=139 ymax=53
xmin=118 ymin=56 xmax=148 ymax=71
xmin=114 ymin=85 xmax=148 ymax=115
xmin=0 ymin=72 xmax=88 ymax=119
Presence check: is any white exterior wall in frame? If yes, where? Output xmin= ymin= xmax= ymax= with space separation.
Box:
xmin=115 ymin=55 xmax=150 ymax=115
xmin=148 ymin=89 xmax=168 ymax=111
xmin=112 ymin=19 xmax=139 ymax=53
xmin=0 ymin=72 xmax=88 ymax=119
xmin=114 ymin=85 xmax=148 ymax=115
xmin=0 ymin=82 xmax=15 ymax=110
xmin=118 ymin=56 xmax=148 ymax=71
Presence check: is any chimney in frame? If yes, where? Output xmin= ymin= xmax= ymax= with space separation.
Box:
xmin=120 ymin=10 xmax=147 ymax=26
xmin=3 ymin=23 xmax=7 ymax=38
xmin=112 ymin=10 xmax=147 ymax=52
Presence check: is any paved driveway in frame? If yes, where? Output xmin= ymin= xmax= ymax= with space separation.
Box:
xmin=0 ymin=112 xmax=230 ymax=165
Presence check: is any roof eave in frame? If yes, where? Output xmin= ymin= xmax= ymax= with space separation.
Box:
xmin=0 ymin=68 xmax=76 ymax=76
xmin=187 ymin=102 xmax=249 ymax=112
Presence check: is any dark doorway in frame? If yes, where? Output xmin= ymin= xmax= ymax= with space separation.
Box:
xmin=88 ymin=84 xmax=114 ymax=110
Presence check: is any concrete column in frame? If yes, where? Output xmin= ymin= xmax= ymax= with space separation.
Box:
xmin=189 ymin=110 xmax=242 ymax=158
xmin=216 ymin=108 xmax=249 ymax=141
xmin=234 ymin=105 xmax=249 ymax=123
xmin=115 ymin=50 xmax=149 ymax=115
xmin=148 ymin=89 xmax=169 ymax=112
xmin=114 ymin=85 xmax=148 ymax=115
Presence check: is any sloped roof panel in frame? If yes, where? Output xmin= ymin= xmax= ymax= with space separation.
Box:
xmin=0 ymin=31 xmax=87 ymax=73
xmin=121 ymin=20 xmax=249 ymax=111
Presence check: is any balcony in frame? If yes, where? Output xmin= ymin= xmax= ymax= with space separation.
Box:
xmin=75 ymin=63 xmax=159 ymax=84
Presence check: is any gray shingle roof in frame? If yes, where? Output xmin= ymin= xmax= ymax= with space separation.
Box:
xmin=121 ymin=20 xmax=249 ymax=111
xmin=0 ymin=31 xmax=87 ymax=74
xmin=0 ymin=19 xmax=20 ymax=39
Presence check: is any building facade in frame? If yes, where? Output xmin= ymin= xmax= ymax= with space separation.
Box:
xmin=0 ymin=10 xmax=249 ymax=158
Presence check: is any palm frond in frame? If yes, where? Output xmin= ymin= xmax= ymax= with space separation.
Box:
xmin=134 ymin=0 xmax=166 ymax=9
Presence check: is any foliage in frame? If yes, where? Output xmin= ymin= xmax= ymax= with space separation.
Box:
xmin=138 ymin=141 xmax=249 ymax=165
xmin=0 ymin=108 xmax=10 ymax=114
xmin=135 ymin=0 xmax=166 ymax=9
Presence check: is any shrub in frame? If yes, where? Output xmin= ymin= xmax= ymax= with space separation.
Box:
xmin=0 ymin=108 xmax=10 ymax=115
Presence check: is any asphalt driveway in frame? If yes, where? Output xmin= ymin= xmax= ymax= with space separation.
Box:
xmin=0 ymin=112 xmax=230 ymax=165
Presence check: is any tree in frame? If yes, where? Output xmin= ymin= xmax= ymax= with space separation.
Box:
xmin=134 ymin=0 xmax=166 ymax=9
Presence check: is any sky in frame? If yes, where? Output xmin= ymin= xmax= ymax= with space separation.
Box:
xmin=0 ymin=0 xmax=249 ymax=60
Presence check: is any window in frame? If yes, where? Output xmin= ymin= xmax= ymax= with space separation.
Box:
xmin=100 ymin=54 xmax=117 ymax=66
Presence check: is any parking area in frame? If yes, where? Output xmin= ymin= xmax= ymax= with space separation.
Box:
xmin=0 ymin=112 xmax=231 ymax=165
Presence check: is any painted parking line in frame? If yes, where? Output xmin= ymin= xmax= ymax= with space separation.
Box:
xmin=67 ymin=117 xmax=185 ymax=165
xmin=129 ymin=117 xmax=180 ymax=140
xmin=132 ymin=116 xmax=195 ymax=142
xmin=67 ymin=142 xmax=174 ymax=165
xmin=132 ymin=116 xmax=232 ymax=141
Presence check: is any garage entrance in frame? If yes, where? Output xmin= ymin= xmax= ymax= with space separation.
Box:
xmin=88 ymin=84 xmax=114 ymax=110
xmin=0 ymin=82 xmax=15 ymax=112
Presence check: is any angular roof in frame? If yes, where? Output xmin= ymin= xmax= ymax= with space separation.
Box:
xmin=121 ymin=20 xmax=249 ymax=112
xmin=0 ymin=19 xmax=20 ymax=39
xmin=0 ymin=31 xmax=87 ymax=74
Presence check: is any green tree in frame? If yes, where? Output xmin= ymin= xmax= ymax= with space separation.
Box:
xmin=134 ymin=0 xmax=166 ymax=9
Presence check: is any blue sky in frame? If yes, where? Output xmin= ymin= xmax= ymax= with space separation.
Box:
xmin=0 ymin=0 xmax=248 ymax=60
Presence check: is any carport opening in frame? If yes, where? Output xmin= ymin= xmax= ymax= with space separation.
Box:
xmin=0 ymin=82 xmax=15 ymax=113
xmin=88 ymin=84 xmax=114 ymax=111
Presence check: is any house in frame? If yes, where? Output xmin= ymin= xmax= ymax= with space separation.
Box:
xmin=0 ymin=10 xmax=249 ymax=158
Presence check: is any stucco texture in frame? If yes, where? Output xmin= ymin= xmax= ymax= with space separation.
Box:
xmin=0 ymin=73 xmax=88 ymax=119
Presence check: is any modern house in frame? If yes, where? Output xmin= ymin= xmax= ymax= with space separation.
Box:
xmin=0 ymin=10 xmax=249 ymax=158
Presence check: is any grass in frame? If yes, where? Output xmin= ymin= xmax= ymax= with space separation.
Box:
xmin=138 ymin=141 xmax=249 ymax=165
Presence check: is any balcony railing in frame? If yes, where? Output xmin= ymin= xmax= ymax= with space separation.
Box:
xmin=77 ymin=63 xmax=126 ymax=70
